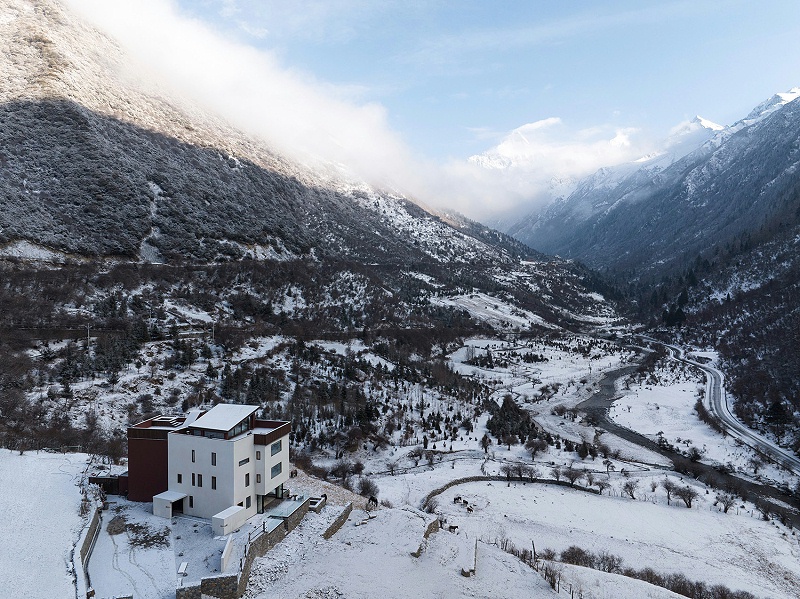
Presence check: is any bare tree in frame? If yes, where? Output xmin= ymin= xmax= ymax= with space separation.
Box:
xmin=674 ymin=485 xmax=699 ymax=508
xmin=595 ymin=480 xmax=610 ymax=495
xmin=386 ymin=458 xmax=400 ymax=476
xmin=550 ymin=466 xmax=563 ymax=482
xmin=500 ymin=463 xmax=514 ymax=480
xmin=526 ymin=438 xmax=548 ymax=459
xmin=748 ymin=456 xmax=764 ymax=475
xmin=715 ymin=492 xmax=737 ymax=514
xmin=407 ymin=446 xmax=424 ymax=466
xmin=661 ymin=478 xmax=676 ymax=505
xmin=584 ymin=470 xmax=595 ymax=488
xmin=563 ymin=466 xmax=583 ymax=487
xmin=622 ymin=479 xmax=638 ymax=499
xmin=754 ymin=499 xmax=772 ymax=520
xmin=480 ymin=433 xmax=492 ymax=454
xmin=603 ymin=459 xmax=615 ymax=477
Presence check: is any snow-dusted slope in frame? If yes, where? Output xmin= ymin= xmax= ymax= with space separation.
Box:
xmin=504 ymin=89 xmax=800 ymax=277
xmin=0 ymin=0 xmax=619 ymax=329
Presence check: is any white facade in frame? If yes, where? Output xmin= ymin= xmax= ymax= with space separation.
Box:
xmin=159 ymin=404 xmax=290 ymax=525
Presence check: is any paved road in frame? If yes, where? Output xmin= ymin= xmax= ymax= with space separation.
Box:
xmin=660 ymin=342 xmax=800 ymax=478
xmin=576 ymin=346 xmax=800 ymax=524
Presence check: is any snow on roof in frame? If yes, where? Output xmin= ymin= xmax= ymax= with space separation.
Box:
xmin=153 ymin=490 xmax=187 ymax=502
xmin=212 ymin=505 xmax=245 ymax=520
xmin=191 ymin=404 xmax=258 ymax=432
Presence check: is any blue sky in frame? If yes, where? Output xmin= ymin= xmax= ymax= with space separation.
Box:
xmin=69 ymin=0 xmax=800 ymax=217
xmin=176 ymin=0 xmax=800 ymax=161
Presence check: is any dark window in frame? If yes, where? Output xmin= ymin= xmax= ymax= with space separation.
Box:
xmin=211 ymin=476 xmax=216 ymax=490
xmin=191 ymin=449 xmax=195 ymax=463
xmin=177 ymin=473 xmax=182 ymax=484
xmin=192 ymin=473 xmax=195 ymax=486
xmin=246 ymin=496 xmax=252 ymax=509
xmin=245 ymin=473 xmax=250 ymax=487
xmin=198 ymin=474 xmax=203 ymax=488
xmin=271 ymin=462 xmax=282 ymax=478
xmin=256 ymin=451 xmax=261 ymax=460
xmin=211 ymin=452 xmax=216 ymax=466
xmin=271 ymin=440 xmax=282 ymax=456
xmin=239 ymin=458 xmax=250 ymax=467
xmin=189 ymin=496 xmax=194 ymax=508
xmin=256 ymin=474 xmax=261 ymax=484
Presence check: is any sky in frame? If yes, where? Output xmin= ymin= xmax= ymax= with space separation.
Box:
xmin=66 ymin=0 xmax=800 ymax=220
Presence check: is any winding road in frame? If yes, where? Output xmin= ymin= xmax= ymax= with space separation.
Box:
xmin=576 ymin=343 xmax=800 ymax=524
xmin=661 ymin=342 xmax=800 ymax=477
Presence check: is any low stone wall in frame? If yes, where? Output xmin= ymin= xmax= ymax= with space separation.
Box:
xmin=175 ymin=583 xmax=201 ymax=599
xmin=185 ymin=496 xmax=312 ymax=599
xmin=410 ymin=517 xmax=441 ymax=558
xmin=80 ymin=507 xmax=102 ymax=565
xmin=78 ymin=506 xmax=103 ymax=596
xmin=322 ymin=502 xmax=353 ymax=540
xmin=421 ymin=475 xmax=599 ymax=510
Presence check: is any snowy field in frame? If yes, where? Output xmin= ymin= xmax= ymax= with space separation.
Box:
xmin=610 ymin=358 xmax=798 ymax=487
xmin=434 ymin=479 xmax=800 ymax=599
xmin=0 ymin=449 xmax=87 ymax=599
xmin=244 ymin=504 xmax=558 ymax=599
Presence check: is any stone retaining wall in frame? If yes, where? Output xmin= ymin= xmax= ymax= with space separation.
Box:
xmin=421 ymin=475 xmax=599 ymax=510
xmin=181 ymin=496 xmax=312 ymax=599
xmin=322 ymin=502 xmax=353 ymax=540
xmin=411 ymin=516 xmax=441 ymax=558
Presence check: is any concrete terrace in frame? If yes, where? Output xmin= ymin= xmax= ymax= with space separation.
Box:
xmin=88 ymin=496 xmax=310 ymax=599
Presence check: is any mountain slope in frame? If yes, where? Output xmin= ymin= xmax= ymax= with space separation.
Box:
xmin=0 ymin=0 xmax=619 ymax=334
xmin=506 ymin=92 xmax=800 ymax=279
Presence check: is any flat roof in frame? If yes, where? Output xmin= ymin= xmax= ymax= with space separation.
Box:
xmin=190 ymin=404 xmax=258 ymax=432
xmin=154 ymin=490 xmax=188 ymax=502
xmin=213 ymin=505 xmax=245 ymax=520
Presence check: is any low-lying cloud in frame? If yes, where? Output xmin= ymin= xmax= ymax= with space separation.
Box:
xmin=64 ymin=0 xmax=660 ymax=222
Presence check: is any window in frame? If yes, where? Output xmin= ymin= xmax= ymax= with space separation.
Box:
xmin=191 ymin=450 xmax=195 ymax=463
xmin=271 ymin=462 xmax=282 ymax=479
xmin=197 ymin=474 xmax=203 ymax=488
xmin=256 ymin=451 xmax=261 ymax=460
xmin=256 ymin=474 xmax=261 ymax=484
xmin=192 ymin=473 xmax=196 ymax=486
xmin=177 ymin=473 xmax=182 ymax=484
xmin=245 ymin=473 xmax=250 ymax=487
xmin=189 ymin=496 xmax=194 ymax=508
xmin=211 ymin=476 xmax=216 ymax=490
xmin=246 ymin=496 xmax=251 ymax=509
xmin=239 ymin=458 xmax=250 ymax=467
xmin=271 ymin=440 xmax=282 ymax=456
xmin=211 ymin=452 xmax=216 ymax=466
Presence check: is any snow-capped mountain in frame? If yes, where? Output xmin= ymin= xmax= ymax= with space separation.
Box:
xmin=503 ymin=89 xmax=800 ymax=278
xmin=0 ymin=0 xmax=617 ymax=329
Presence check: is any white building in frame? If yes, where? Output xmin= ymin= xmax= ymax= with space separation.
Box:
xmin=152 ymin=404 xmax=290 ymax=534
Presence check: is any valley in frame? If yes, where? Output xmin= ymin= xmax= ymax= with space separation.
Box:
xmin=0 ymin=1 xmax=799 ymax=598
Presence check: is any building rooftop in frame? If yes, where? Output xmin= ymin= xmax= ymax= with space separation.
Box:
xmin=190 ymin=404 xmax=258 ymax=432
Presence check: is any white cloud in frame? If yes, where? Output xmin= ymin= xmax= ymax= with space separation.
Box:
xmin=62 ymin=0 xmax=661 ymax=223
xmin=64 ymin=0 xmax=430 ymax=197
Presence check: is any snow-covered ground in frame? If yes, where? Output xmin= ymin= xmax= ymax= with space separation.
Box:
xmin=610 ymin=355 xmax=798 ymax=487
xmin=244 ymin=504 xmax=557 ymax=599
xmin=434 ymin=479 xmax=800 ymax=599
xmin=0 ymin=449 xmax=88 ymax=599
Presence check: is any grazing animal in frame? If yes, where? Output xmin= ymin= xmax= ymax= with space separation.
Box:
xmin=453 ymin=496 xmax=462 ymax=504
xmin=367 ymin=496 xmax=378 ymax=509
xmin=290 ymin=469 xmax=298 ymax=478
xmin=448 ymin=525 xmax=459 ymax=533
xmin=466 ymin=506 xmax=474 ymax=514
xmin=462 ymin=499 xmax=469 ymax=506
